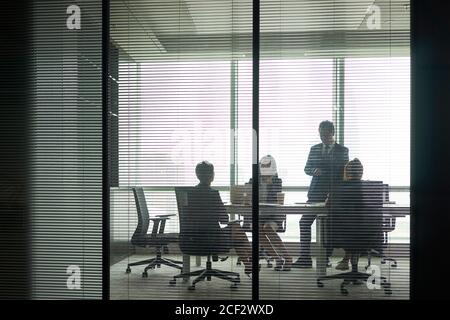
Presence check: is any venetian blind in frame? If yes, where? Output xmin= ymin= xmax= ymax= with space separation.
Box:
xmin=30 ymin=0 xmax=103 ymax=299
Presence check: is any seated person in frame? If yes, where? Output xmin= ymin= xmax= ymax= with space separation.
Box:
xmin=189 ymin=161 xmax=253 ymax=276
xmin=247 ymin=155 xmax=292 ymax=271
xmin=325 ymin=158 xmax=377 ymax=270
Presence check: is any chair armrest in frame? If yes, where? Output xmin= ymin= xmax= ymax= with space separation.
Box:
xmin=155 ymin=214 xmax=176 ymax=218
xmin=149 ymin=217 xmax=168 ymax=222
xmin=226 ymin=220 xmax=244 ymax=228
xmin=149 ymin=216 xmax=173 ymax=234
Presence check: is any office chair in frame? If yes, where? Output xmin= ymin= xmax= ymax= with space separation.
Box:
xmin=169 ymin=187 xmax=240 ymax=291
xmin=365 ymin=184 xmax=398 ymax=269
xmin=125 ymin=187 xmax=182 ymax=277
xmin=317 ymin=181 xmax=392 ymax=295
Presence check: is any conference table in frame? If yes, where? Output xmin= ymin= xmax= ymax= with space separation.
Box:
xmin=182 ymin=202 xmax=410 ymax=278
xmin=227 ymin=202 xmax=410 ymax=277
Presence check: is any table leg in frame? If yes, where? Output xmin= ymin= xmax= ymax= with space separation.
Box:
xmin=196 ymin=256 xmax=201 ymax=267
xmin=316 ymin=216 xmax=327 ymax=278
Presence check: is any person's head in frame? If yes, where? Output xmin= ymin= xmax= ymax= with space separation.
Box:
xmin=344 ymin=158 xmax=363 ymax=181
xmin=259 ymin=155 xmax=277 ymax=183
xmin=319 ymin=120 xmax=335 ymax=145
xmin=195 ymin=161 xmax=215 ymax=185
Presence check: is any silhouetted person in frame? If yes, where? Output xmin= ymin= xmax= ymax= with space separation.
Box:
xmin=326 ymin=158 xmax=383 ymax=271
xmin=187 ymin=161 xmax=253 ymax=277
xmin=247 ymin=155 xmax=292 ymax=270
xmin=293 ymin=120 xmax=349 ymax=268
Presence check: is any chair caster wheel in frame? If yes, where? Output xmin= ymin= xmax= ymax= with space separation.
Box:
xmin=142 ymin=272 xmax=148 ymax=278
xmin=157 ymin=264 xmax=161 ymax=268
xmin=188 ymin=285 xmax=195 ymax=291
xmin=340 ymin=284 xmax=348 ymax=295
xmin=317 ymin=280 xmax=324 ymax=288
xmin=125 ymin=267 xmax=131 ymax=274
xmin=340 ymin=288 xmax=348 ymax=295
xmin=382 ymin=282 xmax=391 ymax=289
xmin=230 ymin=283 xmax=239 ymax=290
xmin=169 ymin=279 xmax=176 ymax=286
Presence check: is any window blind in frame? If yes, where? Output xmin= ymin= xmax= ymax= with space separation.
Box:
xmin=30 ymin=0 xmax=103 ymax=299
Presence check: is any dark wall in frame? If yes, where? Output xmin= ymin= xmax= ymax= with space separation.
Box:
xmin=0 ymin=1 xmax=31 ymax=299
xmin=411 ymin=0 xmax=450 ymax=300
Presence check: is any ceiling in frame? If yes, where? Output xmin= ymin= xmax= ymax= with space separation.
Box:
xmin=111 ymin=0 xmax=410 ymax=61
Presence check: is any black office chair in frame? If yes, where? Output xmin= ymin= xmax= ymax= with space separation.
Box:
xmin=366 ymin=184 xmax=398 ymax=269
xmin=169 ymin=187 xmax=240 ymax=290
xmin=125 ymin=187 xmax=182 ymax=277
xmin=317 ymin=181 xmax=392 ymax=295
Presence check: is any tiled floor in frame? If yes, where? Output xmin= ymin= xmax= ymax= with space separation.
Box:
xmin=110 ymin=254 xmax=409 ymax=300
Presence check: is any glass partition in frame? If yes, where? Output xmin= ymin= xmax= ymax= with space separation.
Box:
xmin=258 ymin=0 xmax=410 ymax=299
xmin=109 ymin=0 xmax=253 ymax=300
xmin=109 ymin=0 xmax=410 ymax=300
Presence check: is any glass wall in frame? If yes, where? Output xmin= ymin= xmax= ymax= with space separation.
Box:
xmin=109 ymin=0 xmax=410 ymax=300
xmin=258 ymin=0 xmax=410 ymax=299
xmin=109 ymin=0 xmax=253 ymax=299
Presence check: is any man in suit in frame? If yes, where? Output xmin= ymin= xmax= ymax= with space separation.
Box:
xmin=293 ymin=121 xmax=349 ymax=268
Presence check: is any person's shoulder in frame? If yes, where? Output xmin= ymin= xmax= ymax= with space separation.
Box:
xmin=209 ymin=186 xmax=220 ymax=193
xmin=335 ymin=143 xmax=348 ymax=152
xmin=195 ymin=184 xmax=214 ymax=193
xmin=311 ymin=143 xmax=322 ymax=150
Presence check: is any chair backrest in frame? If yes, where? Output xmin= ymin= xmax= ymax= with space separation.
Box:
xmin=361 ymin=180 xmax=384 ymax=208
xmin=175 ymin=186 xmax=226 ymax=256
xmin=327 ymin=180 xmax=383 ymax=253
xmin=131 ymin=187 xmax=150 ymax=243
xmin=382 ymin=183 xmax=390 ymax=203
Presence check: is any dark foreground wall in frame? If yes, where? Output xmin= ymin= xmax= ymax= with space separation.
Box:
xmin=0 ymin=1 xmax=31 ymax=299
xmin=411 ymin=0 xmax=450 ymax=300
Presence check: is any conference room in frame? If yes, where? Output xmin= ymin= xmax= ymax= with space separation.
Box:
xmin=108 ymin=0 xmax=410 ymax=300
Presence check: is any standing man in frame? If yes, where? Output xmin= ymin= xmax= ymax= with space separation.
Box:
xmin=293 ymin=121 xmax=349 ymax=268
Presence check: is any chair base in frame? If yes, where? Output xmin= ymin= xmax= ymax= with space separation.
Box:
xmin=126 ymin=252 xmax=183 ymax=276
xmin=170 ymin=259 xmax=240 ymax=290
xmin=366 ymin=249 xmax=398 ymax=269
xmin=317 ymin=267 xmax=392 ymax=295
